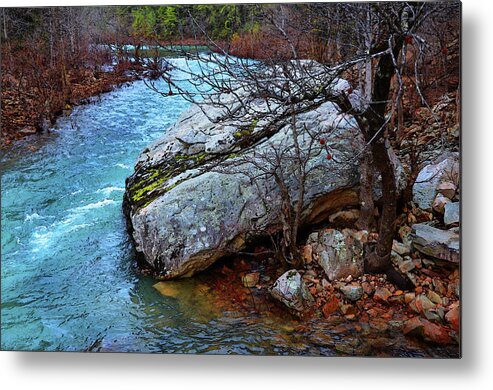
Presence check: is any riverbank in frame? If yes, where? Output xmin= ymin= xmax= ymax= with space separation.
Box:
xmin=148 ymin=249 xmax=459 ymax=357
xmin=1 ymin=66 xmax=137 ymax=145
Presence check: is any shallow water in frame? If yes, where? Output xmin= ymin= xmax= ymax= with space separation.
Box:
xmin=1 ymin=60 xmax=455 ymax=356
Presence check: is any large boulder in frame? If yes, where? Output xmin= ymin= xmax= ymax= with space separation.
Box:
xmin=123 ymin=83 xmax=403 ymax=279
xmin=411 ymin=223 xmax=460 ymax=263
xmin=412 ymin=153 xmax=459 ymax=210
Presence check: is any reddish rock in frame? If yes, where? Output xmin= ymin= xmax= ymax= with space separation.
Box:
xmin=437 ymin=181 xmax=457 ymax=199
xmin=404 ymin=292 xmax=416 ymax=304
xmin=340 ymin=304 xmax=357 ymax=316
xmin=374 ymin=287 xmax=392 ymax=303
xmin=388 ymin=295 xmax=404 ymax=305
xmin=432 ymin=193 xmax=451 ymax=214
xmin=321 ymin=295 xmax=339 ymax=318
xmin=369 ymin=319 xmax=389 ymax=333
xmin=422 ymin=319 xmax=452 ymax=344
xmin=302 ymin=244 xmax=313 ymax=264
xmin=432 ymin=279 xmax=447 ymax=296
xmin=361 ymin=282 xmax=374 ymax=295
xmin=403 ymin=317 xmax=452 ymax=344
xmin=416 ymin=294 xmax=436 ymax=312
xmin=408 ymin=299 xmax=420 ymax=314
xmin=445 ymin=304 xmax=460 ymax=332
xmin=403 ymin=317 xmax=424 ymax=336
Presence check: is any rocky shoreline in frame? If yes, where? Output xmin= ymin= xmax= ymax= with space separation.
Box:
xmin=124 ymin=83 xmax=460 ymax=350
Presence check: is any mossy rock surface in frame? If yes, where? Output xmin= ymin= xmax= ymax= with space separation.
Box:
xmin=123 ymin=83 xmax=393 ymax=279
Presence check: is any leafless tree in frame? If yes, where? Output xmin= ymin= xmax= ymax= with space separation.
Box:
xmin=142 ymin=1 xmax=459 ymax=289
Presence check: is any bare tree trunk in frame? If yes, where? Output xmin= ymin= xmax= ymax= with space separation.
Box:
xmin=362 ymin=31 xmax=414 ymax=289
xmin=365 ymin=139 xmax=396 ymax=273
xmin=356 ymin=148 xmax=375 ymax=231
xmin=364 ymin=4 xmax=372 ymax=105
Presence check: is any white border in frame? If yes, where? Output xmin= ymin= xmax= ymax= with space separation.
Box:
xmin=2 ymin=1 xmax=493 ymax=389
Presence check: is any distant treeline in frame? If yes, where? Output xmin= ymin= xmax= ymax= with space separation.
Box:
xmin=1 ymin=4 xmax=460 ymax=142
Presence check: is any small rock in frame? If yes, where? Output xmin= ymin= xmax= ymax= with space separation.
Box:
xmin=388 ymin=295 xmax=404 ymax=304
xmin=415 ymin=294 xmax=436 ymax=313
xmin=437 ymin=181 xmax=457 ymax=200
xmin=340 ymin=304 xmax=357 ymax=316
xmin=321 ymin=295 xmax=339 ymax=318
xmin=361 ymin=282 xmax=374 ymax=295
xmin=412 ymin=223 xmax=460 ymax=263
xmin=404 ymin=292 xmax=415 ymax=304
xmin=444 ymin=202 xmax=460 ymax=226
xmin=391 ymin=250 xmax=404 ymax=267
xmin=445 ymin=303 xmax=460 ymax=332
xmin=432 ymin=279 xmax=447 ymax=296
xmin=398 ymin=225 xmax=413 ymax=247
xmin=399 ymin=259 xmax=416 ymax=273
xmin=241 ymin=272 xmax=260 ymax=288
xmin=403 ymin=316 xmax=424 ymax=336
xmin=412 ymin=153 xmax=459 ymax=210
xmin=403 ymin=317 xmax=452 ymax=344
xmin=302 ymin=244 xmax=313 ymax=264
xmin=424 ymin=307 xmax=445 ymax=322
xmin=448 ymin=280 xmax=460 ymax=298
xmin=309 ymin=229 xmax=367 ymax=281
xmin=339 ymin=285 xmax=364 ymax=301
xmin=432 ymin=193 xmax=451 ymax=214
xmin=412 ymin=257 xmax=422 ymax=269
xmin=422 ymin=319 xmax=452 ymax=344
xmin=427 ymin=290 xmax=443 ymax=305
xmin=270 ymin=270 xmax=315 ymax=314
xmin=392 ymin=240 xmax=411 ymax=256
xmin=369 ymin=319 xmax=389 ymax=333
xmin=374 ymin=288 xmax=392 ymax=303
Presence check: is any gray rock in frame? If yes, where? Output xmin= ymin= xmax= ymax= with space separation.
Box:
xmin=339 ymin=285 xmax=364 ymax=301
xmin=391 ymin=250 xmax=404 ymax=267
xmin=444 ymin=202 xmax=460 ymax=226
xmin=412 ymin=153 xmax=459 ymax=210
xmin=392 ymin=239 xmax=411 ymax=256
xmin=308 ymin=229 xmax=367 ymax=281
xmin=412 ymin=223 xmax=460 ymax=263
xmin=399 ymin=259 xmax=416 ymax=273
xmin=123 ymin=83 xmax=404 ymax=279
xmin=270 ymin=270 xmax=314 ymax=313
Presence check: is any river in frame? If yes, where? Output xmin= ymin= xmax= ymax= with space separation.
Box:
xmin=1 ymin=59 xmax=455 ymax=356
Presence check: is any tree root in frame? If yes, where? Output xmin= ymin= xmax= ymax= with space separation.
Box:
xmin=365 ymin=251 xmax=415 ymax=291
